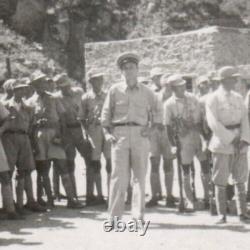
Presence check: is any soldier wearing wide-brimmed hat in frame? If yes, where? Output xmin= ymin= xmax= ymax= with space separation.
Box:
xmin=78 ymin=68 xmax=110 ymax=206
xmin=146 ymin=72 xmax=176 ymax=209
xmin=27 ymin=70 xmax=84 ymax=209
xmin=206 ymin=66 xmax=250 ymax=224
xmin=164 ymin=74 xmax=209 ymax=211
xmin=2 ymin=77 xmax=47 ymax=215
xmin=55 ymin=72 xmax=91 ymax=203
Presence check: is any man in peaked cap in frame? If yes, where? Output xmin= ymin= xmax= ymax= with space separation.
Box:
xmin=206 ymin=66 xmax=250 ymax=224
xmin=164 ymin=74 xmax=209 ymax=211
xmin=116 ymin=52 xmax=139 ymax=70
xmin=101 ymin=52 xmax=159 ymax=223
xmin=79 ymin=69 xmax=111 ymax=205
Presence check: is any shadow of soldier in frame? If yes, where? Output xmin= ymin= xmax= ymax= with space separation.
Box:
xmin=0 ymin=238 xmax=42 ymax=247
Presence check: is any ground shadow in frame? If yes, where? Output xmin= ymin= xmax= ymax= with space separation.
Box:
xmin=149 ymin=221 xmax=250 ymax=233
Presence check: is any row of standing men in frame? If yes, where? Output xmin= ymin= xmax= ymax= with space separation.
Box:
xmin=0 ymin=52 xmax=250 ymax=225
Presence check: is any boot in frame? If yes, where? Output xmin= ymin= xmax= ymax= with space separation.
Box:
xmin=235 ymin=183 xmax=248 ymax=218
xmin=201 ymin=173 xmax=210 ymax=209
xmin=150 ymin=157 xmax=161 ymax=201
xmin=61 ymin=173 xmax=84 ymax=208
xmin=86 ymin=165 xmax=95 ymax=199
xmin=215 ymin=185 xmax=227 ymax=218
xmin=183 ymin=174 xmax=195 ymax=211
xmin=2 ymin=183 xmax=16 ymax=214
xmin=16 ymin=178 xmax=25 ymax=210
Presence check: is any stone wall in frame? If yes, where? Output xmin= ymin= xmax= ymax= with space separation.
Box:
xmin=84 ymin=26 xmax=250 ymax=87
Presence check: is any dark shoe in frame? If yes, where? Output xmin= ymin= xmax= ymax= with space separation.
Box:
xmin=239 ymin=214 xmax=250 ymax=223
xmin=86 ymin=196 xmax=99 ymax=206
xmin=166 ymin=196 xmax=176 ymax=208
xmin=47 ymin=199 xmax=55 ymax=209
xmin=16 ymin=207 xmax=31 ymax=216
xmin=95 ymin=196 xmax=106 ymax=206
xmin=215 ymin=216 xmax=227 ymax=225
xmin=146 ymin=198 xmax=158 ymax=208
xmin=37 ymin=198 xmax=47 ymax=207
xmin=67 ymin=200 xmax=85 ymax=209
xmin=7 ymin=212 xmax=25 ymax=220
xmin=24 ymin=202 xmax=47 ymax=212
xmin=203 ymin=199 xmax=210 ymax=210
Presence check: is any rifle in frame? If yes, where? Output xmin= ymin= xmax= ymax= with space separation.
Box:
xmin=6 ymin=45 xmax=12 ymax=78
xmin=173 ymin=118 xmax=185 ymax=213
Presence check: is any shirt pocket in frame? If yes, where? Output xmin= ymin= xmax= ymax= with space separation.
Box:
xmin=115 ymin=99 xmax=128 ymax=115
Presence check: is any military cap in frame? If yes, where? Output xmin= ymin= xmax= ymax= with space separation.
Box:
xmin=2 ymin=79 xmax=16 ymax=91
xmin=150 ymin=67 xmax=164 ymax=78
xmin=217 ymin=66 xmax=240 ymax=80
xmin=13 ymin=77 xmax=30 ymax=89
xmin=196 ymin=76 xmax=209 ymax=86
xmin=87 ymin=69 xmax=104 ymax=83
xmin=167 ymin=74 xmax=186 ymax=87
xmin=30 ymin=70 xmax=47 ymax=84
xmin=116 ymin=52 xmax=139 ymax=69
xmin=53 ymin=73 xmax=71 ymax=87
xmin=160 ymin=73 xmax=172 ymax=87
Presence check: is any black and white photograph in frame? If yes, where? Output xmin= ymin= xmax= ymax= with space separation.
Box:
xmin=0 ymin=0 xmax=250 ymax=249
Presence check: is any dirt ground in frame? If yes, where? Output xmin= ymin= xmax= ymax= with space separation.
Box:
xmin=1 ymin=154 xmax=250 ymax=250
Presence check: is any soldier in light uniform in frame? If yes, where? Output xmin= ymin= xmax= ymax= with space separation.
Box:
xmin=79 ymin=71 xmax=111 ymax=205
xmin=54 ymin=73 xmax=90 ymax=202
xmin=27 ymin=71 xmax=83 ymax=209
xmin=101 ymin=52 xmax=159 ymax=222
xmin=0 ymin=100 xmax=22 ymax=219
xmin=243 ymin=73 xmax=250 ymax=202
xmin=147 ymin=72 xmax=176 ymax=208
xmin=164 ymin=74 xmax=210 ymax=211
xmin=2 ymin=78 xmax=48 ymax=214
xmin=206 ymin=66 xmax=250 ymax=224
xmin=146 ymin=67 xmax=164 ymax=207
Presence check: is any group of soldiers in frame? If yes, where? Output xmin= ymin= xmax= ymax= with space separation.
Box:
xmin=0 ymin=51 xmax=250 ymax=226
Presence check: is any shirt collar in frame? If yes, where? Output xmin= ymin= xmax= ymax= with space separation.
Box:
xmin=217 ymin=85 xmax=231 ymax=97
xmin=121 ymin=82 xmax=140 ymax=92
xmin=172 ymin=91 xmax=187 ymax=101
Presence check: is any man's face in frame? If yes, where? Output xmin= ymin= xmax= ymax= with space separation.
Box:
xmin=162 ymin=84 xmax=172 ymax=97
xmin=33 ymin=80 xmax=48 ymax=94
xmin=60 ymin=85 xmax=71 ymax=95
xmin=91 ymin=77 xmax=103 ymax=93
xmin=198 ymin=81 xmax=209 ymax=95
xmin=14 ymin=87 xmax=26 ymax=101
xmin=152 ymin=75 xmax=162 ymax=88
xmin=121 ymin=62 xmax=138 ymax=87
xmin=221 ymin=77 xmax=237 ymax=91
xmin=172 ymin=84 xmax=186 ymax=98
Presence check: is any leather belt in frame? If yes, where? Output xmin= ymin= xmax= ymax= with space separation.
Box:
xmin=113 ymin=122 xmax=141 ymax=127
xmin=225 ymin=124 xmax=240 ymax=130
xmin=66 ymin=122 xmax=81 ymax=129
